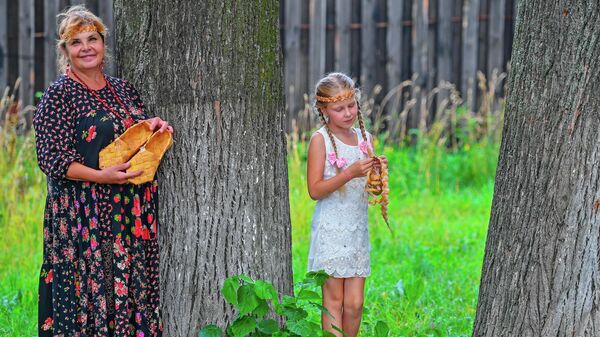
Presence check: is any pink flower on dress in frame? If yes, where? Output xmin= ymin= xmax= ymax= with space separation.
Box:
xmin=41 ymin=317 xmax=53 ymax=330
xmin=85 ymin=125 xmax=97 ymax=142
xmin=327 ymin=152 xmax=348 ymax=168
xmin=44 ymin=269 xmax=53 ymax=284
xmin=359 ymin=140 xmax=373 ymax=155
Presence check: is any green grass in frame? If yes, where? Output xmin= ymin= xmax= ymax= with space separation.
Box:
xmin=0 ymin=134 xmax=45 ymax=337
xmin=0 ymin=132 xmax=498 ymax=336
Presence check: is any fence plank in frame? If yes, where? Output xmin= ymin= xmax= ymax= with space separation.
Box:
xmin=334 ymin=0 xmax=351 ymax=74
xmin=97 ymin=0 xmax=114 ymax=75
xmin=488 ymin=0 xmax=505 ymax=77
xmin=412 ymin=0 xmax=428 ymax=84
xmin=309 ymin=0 xmax=326 ymax=93
xmin=411 ymin=0 xmax=428 ymax=129
xmin=361 ymin=0 xmax=377 ymax=96
xmin=45 ymin=0 xmax=60 ymax=85
xmin=461 ymin=0 xmax=480 ymax=111
xmin=0 ymin=0 xmax=6 ymax=90
xmin=19 ymin=0 xmax=35 ymax=107
xmin=386 ymin=0 xmax=403 ymax=90
xmin=284 ymin=0 xmax=302 ymax=129
xmin=437 ymin=0 xmax=453 ymax=108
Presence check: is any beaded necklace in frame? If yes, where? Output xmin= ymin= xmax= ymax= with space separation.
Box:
xmin=68 ymin=67 xmax=135 ymax=128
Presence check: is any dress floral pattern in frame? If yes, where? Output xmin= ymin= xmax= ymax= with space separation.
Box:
xmin=34 ymin=75 xmax=163 ymax=336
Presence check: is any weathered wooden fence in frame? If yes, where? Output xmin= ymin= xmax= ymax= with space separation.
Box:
xmin=1 ymin=0 xmax=516 ymax=133
xmin=281 ymin=0 xmax=517 ymax=131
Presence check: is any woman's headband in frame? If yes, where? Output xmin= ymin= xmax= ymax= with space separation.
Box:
xmin=61 ymin=23 xmax=106 ymax=41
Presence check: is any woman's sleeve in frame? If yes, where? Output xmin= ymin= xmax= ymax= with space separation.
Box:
xmin=33 ymin=85 xmax=84 ymax=179
xmin=124 ymin=80 xmax=150 ymax=121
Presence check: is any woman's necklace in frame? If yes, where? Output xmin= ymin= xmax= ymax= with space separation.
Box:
xmin=68 ymin=68 xmax=135 ymax=128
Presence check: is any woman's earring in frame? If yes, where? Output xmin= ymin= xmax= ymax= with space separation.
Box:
xmin=100 ymin=60 xmax=105 ymax=72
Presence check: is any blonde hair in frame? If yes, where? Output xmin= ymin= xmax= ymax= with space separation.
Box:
xmin=56 ymin=5 xmax=108 ymax=73
xmin=314 ymin=72 xmax=370 ymax=165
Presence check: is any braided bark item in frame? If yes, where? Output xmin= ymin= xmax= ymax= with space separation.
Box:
xmin=126 ymin=130 xmax=173 ymax=185
xmin=365 ymin=155 xmax=391 ymax=231
xmin=99 ymin=121 xmax=154 ymax=169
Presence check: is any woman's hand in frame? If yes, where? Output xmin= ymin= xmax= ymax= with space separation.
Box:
xmin=347 ymin=158 xmax=375 ymax=178
xmin=146 ymin=117 xmax=173 ymax=133
xmin=97 ymin=162 xmax=143 ymax=184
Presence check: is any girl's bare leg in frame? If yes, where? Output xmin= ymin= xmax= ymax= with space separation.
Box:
xmin=341 ymin=277 xmax=366 ymax=337
xmin=322 ymin=277 xmax=345 ymax=336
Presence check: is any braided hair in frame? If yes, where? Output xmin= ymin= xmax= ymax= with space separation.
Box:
xmin=314 ymin=73 xmax=370 ymax=167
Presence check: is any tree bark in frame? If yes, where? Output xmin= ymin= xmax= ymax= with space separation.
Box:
xmin=473 ymin=1 xmax=600 ymax=336
xmin=113 ymin=1 xmax=293 ymax=335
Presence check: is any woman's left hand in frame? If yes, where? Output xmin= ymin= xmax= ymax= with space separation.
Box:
xmin=146 ymin=117 xmax=174 ymax=133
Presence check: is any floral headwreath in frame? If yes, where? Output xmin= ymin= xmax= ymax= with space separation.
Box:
xmin=315 ymin=90 xmax=355 ymax=103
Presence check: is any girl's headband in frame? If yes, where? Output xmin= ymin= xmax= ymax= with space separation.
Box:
xmin=315 ymin=90 xmax=355 ymax=103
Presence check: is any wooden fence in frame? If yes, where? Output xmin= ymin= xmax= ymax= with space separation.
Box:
xmin=281 ymin=0 xmax=517 ymax=130
xmin=1 ymin=0 xmax=516 ymax=132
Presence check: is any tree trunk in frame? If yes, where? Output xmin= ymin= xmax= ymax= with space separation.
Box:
xmin=113 ymin=1 xmax=293 ymax=335
xmin=473 ymin=2 xmax=600 ymax=336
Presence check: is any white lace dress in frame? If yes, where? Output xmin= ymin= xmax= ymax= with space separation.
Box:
xmin=307 ymin=127 xmax=371 ymax=278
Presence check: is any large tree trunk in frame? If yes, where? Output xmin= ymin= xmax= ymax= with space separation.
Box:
xmin=473 ymin=1 xmax=600 ymax=336
xmin=113 ymin=1 xmax=293 ymax=335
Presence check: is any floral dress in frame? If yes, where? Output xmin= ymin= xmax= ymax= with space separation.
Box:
xmin=34 ymin=75 xmax=163 ymax=336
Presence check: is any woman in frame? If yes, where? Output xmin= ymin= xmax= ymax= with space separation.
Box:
xmin=34 ymin=6 xmax=171 ymax=336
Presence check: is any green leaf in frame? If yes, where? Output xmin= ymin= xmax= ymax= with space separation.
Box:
xmin=331 ymin=325 xmax=349 ymax=337
xmin=222 ymin=276 xmax=241 ymax=306
xmin=230 ymin=316 xmax=257 ymax=337
xmin=255 ymin=280 xmax=277 ymax=301
xmin=239 ymin=274 xmax=255 ymax=284
xmin=281 ymin=295 xmax=297 ymax=306
xmin=374 ymin=321 xmax=390 ymax=337
xmin=257 ymin=319 xmax=280 ymax=334
xmin=281 ymin=306 xmax=308 ymax=321
xmin=321 ymin=331 xmax=337 ymax=337
xmin=304 ymin=271 xmax=330 ymax=287
xmin=253 ymin=299 xmax=270 ymax=319
xmin=238 ymin=284 xmax=259 ymax=316
xmin=198 ymin=325 xmax=223 ymax=337
xmin=297 ymin=289 xmax=320 ymax=301
xmin=287 ymin=320 xmax=320 ymax=337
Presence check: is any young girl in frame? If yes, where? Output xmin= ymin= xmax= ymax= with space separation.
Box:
xmin=307 ymin=73 xmax=386 ymax=336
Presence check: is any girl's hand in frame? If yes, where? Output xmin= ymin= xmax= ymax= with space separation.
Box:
xmin=97 ymin=162 xmax=143 ymax=184
xmin=146 ymin=117 xmax=174 ymax=133
xmin=347 ymin=158 xmax=375 ymax=178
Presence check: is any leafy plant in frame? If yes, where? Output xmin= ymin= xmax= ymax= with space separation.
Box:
xmin=199 ymin=271 xmax=390 ymax=337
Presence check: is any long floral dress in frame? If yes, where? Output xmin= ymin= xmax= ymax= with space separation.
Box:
xmin=34 ymin=75 xmax=163 ymax=336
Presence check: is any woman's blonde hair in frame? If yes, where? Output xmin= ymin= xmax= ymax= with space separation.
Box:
xmin=314 ymin=72 xmax=369 ymax=165
xmin=56 ymin=5 xmax=108 ymax=73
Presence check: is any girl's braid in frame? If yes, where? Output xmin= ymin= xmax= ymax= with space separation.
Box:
xmin=319 ymin=110 xmax=340 ymax=167
xmin=356 ymin=99 xmax=373 ymax=157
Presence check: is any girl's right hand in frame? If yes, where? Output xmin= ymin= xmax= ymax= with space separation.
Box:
xmin=347 ymin=158 xmax=375 ymax=178
xmin=97 ymin=162 xmax=143 ymax=184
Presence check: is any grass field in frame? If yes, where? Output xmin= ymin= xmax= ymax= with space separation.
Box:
xmin=0 ymin=129 xmax=498 ymax=336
